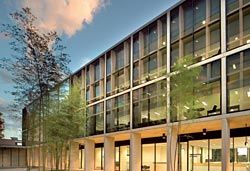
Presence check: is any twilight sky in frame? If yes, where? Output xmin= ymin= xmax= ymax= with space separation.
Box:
xmin=0 ymin=0 xmax=179 ymax=139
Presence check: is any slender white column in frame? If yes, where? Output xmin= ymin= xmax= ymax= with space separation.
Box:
xmin=104 ymin=136 xmax=115 ymax=171
xmin=221 ymin=0 xmax=227 ymax=53
xmin=69 ymin=141 xmax=79 ymax=170
xmin=130 ymin=133 xmax=141 ymax=171
xmin=84 ymin=139 xmax=95 ymax=171
xmin=167 ymin=126 xmax=178 ymax=171
xmin=222 ymin=118 xmax=230 ymax=171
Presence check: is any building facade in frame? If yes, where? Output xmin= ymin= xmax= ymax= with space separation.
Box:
xmin=23 ymin=0 xmax=250 ymax=171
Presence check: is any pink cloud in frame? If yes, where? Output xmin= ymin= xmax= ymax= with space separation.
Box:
xmin=22 ymin=0 xmax=107 ymax=37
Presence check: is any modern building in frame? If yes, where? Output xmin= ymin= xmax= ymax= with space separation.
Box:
xmin=23 ymin=0 xmax=250 ymax=171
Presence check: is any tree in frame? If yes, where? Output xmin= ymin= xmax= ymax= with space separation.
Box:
xmin=45 ymin=81 xmax=86 ymax=171
xmin=0 ymin=7 xmax=70 ymax=170
xmin=167 ymin=56 xmax=202 ymax=171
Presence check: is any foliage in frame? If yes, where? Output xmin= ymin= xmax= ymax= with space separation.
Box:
xmin=168 ymin=55 xmax=202 ymax=121
xmin=44 ymin=81 xmax=86 ymax=170
xmin=0 ymin=7 xmax=70 ymax=115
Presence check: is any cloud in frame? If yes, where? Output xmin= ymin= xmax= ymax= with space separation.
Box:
xmin=22 ymin=0 xmax=107 ymax=37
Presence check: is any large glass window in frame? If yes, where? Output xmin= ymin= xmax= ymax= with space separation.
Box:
xmin=133 ymin=62 xmax=139 ymax=86
xmin=170 ymin=60 xmax=221 ymax=122
xmin=210 ymin=0 xmax=220 ymax=21
xmin=227 ymin=50 xmax=250 ymax=112
xmin=86 ymin=67 xmax=90 ymax=85
xmin=95 ymin=61 xmax=100 ymax=81
xmin=226 ymin=0 xmax=239 ymax=14
xmin=243 ymin=6 xmax=250 ymax=44
xmin=194 ymin=0 xmax=206 ymax=29
xmin=106 ymin=77 xmax=111 ymax=95
xmin=171 ymin=8 xmax=179 ymax=42
xmin=133 ymin=80 xmax=166 ymax=128
xmin=115 ymin=145 xmax=130 ymax=171
xmin=227 ymin=12 xmax=240 ymax=50
xmin=161 ymin=16 xmax=167 ymax=47
xmin=87 ymin=103 xmax=104 ymax=136
xmin=106 ymin=93 xmax=130 ymax=133
xmin=209 ymin=22 xmax=221 ymax=58
xmin=144 ymin=23 xmax=158 ymax=55
xmin=142 ymin=142 xmax=167 ymax=171
xmin=133 ymin=35 xmax=140 ymax=61
xmin=94 ymin=83 xmax=100 ymax=98
xmin=116 ymin=46 xmax=124 ymax=70
xmin=143 ymin=53 xmax=157 ymax=80
xmin=106 ymin=55 xmax=112 ymax=76
xmin=95 ymin=146 xmax=104 ymax=171
xmin=230 ymin=137 xmax=250 ymax=171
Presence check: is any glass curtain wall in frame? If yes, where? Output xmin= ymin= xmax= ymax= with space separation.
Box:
xmin=106 ymin=93 xmax=130 ymax=133
xmin=179 ymin=133 xmax=222 ymax=171
xmin=142 ymin=142 xmax=167 ymax=171
xmin=115 ymin=145 xmax=130 ymax=171
xmin=87 ymin=102 xmax=104 ymax=136
xmin=170 ymin=60 xmax=221 ymax=122
xmin=227 ymin=49 xmax=250 ymax=112
xmin=226 ymin=0 xmax=250 ymax=50
xmin=133 ymin=80 xmax=167 ymax=128
xmin=95 ymin=146 xmax=104 ymax=171
xmin=170 ymin=0 xmax=221 ymax=68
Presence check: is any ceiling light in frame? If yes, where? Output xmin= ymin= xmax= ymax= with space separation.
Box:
xmin=235 ymin=37 xmax=239 ymax=40
xmin=195 ymin=40 xmax=199 ymax=43
xmin=247 ymin=90 xmax=250 ymax=97
xmin=162 ymin=94 xmax=166 ymax=97
xmin=203 ymin=128 xmax=207 ymax=136
xmin=202 ymin=101 xmax=208 ymax=106
xmin=172 ymin=20 xmax=176 ymax=24
xmin=247 ymin=39 xmax=250 ymax=44
xmin=154 ymin=112 xmax=160 ymax=115
xmin=162 ymin=41 xmax=166 ymax=46
xmin=154 ymin=76 xmax=157 ymax=79
xmin=233 ymin=64 xmax=237 ymax=70
xmin=184 ymin=106 xmax=190 ymax=110
xmin=235 ymin=91 xmax=238 ymax=95
xmin=196 ymin=6 xmax=199 ymax=10
xmin=202 ymin=20 xmax=206 ymax=25
xmin=146 ymin=92 xmax=151 ymax=96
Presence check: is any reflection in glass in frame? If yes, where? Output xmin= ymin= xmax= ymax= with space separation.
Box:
xmin=226 ymin=0 xmax=239 ymax=14
xmin=227 ymin=50 xmax=250 ymax=112
xmin=133 ymin=35 xmax=140 ymax=61
xmin=87 ymin=103 xmax=104 ymax=136
xmin=95 ymin=147 xmax=104 ymax=170
xmin=227 ymin=12 xmax=240 ymax=50
xmin=133 ymin=80 xmax=166 ymax=128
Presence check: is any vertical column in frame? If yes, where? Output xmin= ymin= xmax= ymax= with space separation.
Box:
xmin=104 ymin=136 xmax=115 ymax=171
xmin=130 ymin=133 xmax=141 ymax=171
xmin=70 ymin=141 xmax=79 ymax=170
xmin=130 ymin=36 xmax=133 ymax=130
xmin=221 ymin=0 xmax=227 ymax=53
xmin=166 ymin=11 xmax=171 ymax=123
xmin=222 ymin=118 xmax=230 ymax=171
xmin=167 ymin=126 xmax=178 ymax=171
xmin=84 ymin=139 xmax=95 ymax=171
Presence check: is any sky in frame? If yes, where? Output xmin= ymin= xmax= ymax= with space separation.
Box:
xmin=0 ymin=0 xmax=179 ymax=139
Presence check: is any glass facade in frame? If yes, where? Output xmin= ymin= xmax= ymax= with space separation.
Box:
xmin=170 ymin=0 xmax=221 ymax=68
xmin=87 ymin=103 xmax=104 ymax=136
xmin=115 ymin=145 xmax=130 ymax=171
xmin=106 ymin=93 xmax=130 ymax=133
xmin=95 ymin=146 xmax=104 ymax=171
xmin=227 ymin=49 xmax=250 ymax=112
xmin=133 ymin=80 xmax=166 ymax=128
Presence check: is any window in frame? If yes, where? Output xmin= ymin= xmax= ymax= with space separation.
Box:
xmin=171 ymin=42 xmax=179 ymax=68
xmin=171 ymin=8 xmax=179 ymax=42
xmin=227 ymin=50 xmax=250 ymax=112
xmin=133 ymin=35 xmax=140 ymax=61
xmin=183 ymin=1 xmax=194 ymax=35
xmin=226 ymin=0 xmax=239 ymax=14
xmin=133 ymin=80 xmax=166 ymax=128
xmin=115 ymin=145 xmax=130 ymax=171
xmin=194 ymin=29 xmax=206 ymax=61
xmin=86 ymin=88 xmax=90 ymax=101
xmin=106 ymin=55 xmax=111 ymax=76
xmin=161 ymin=17 xmax=167 ymax=46
xmin=106 ymin=94 xmax=130 ymax=133
xmin=94 ymin=61 xmax=100 ymax=81
xmin=227 ymin=12 xmax=240 ymax=50
xmin=87 ymin=103 xmax=104 ymax=136
xmin=144 ymin=23 xmax=158 ymax=55
xmin=183 ymin=35 xmax=193 ymax=58
xmin=116 ymin=46 xmax=124 ymax=70
xmin=243 ymin=7 xmax=250 ymax=44
xmin=86 ymin=67 xmax=90 ymax=85
xmin=142 ymin=142 xmax=167 ymax=171
xmin=194 ymin=0 xmax=206 ymax=29
xmin=95 ymin=147 xmax=104 ymax=170
xmin=209 ymin=22 xmax=221 ymax=57
xmin=106 ymin=77 xmax=111 ymax=94
xmin=94 ymin=83 xmax=100 ymax=98
xmin=143 ymin=53 xmax=157 ymax=79
xmin=210 ymin=0 xmax=220 ymax=20
xmin=133 ymin=63 xmax=139 ymax=85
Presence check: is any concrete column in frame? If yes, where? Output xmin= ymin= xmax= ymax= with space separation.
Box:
xmin=70 ymin=141 xmax=79 ymax=170
xmin=222 ymin=119 xmax=230 ymax=171
xmin=221 ymin=0 xmax=226 ymax=53
xmin=130 ymin=133 xmax=141 ymax=171
xmin=104 ymin=136 xmax=115 ymax=171
xmin=84 ymin=139 xmax=95 ymax=171
xmin=167 ymin=126 xmax=178 ymax=171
